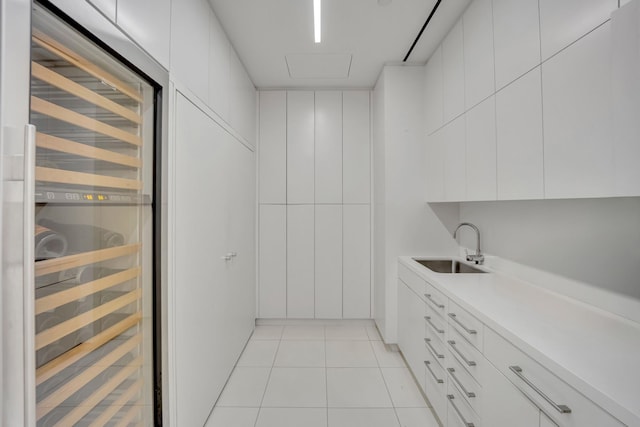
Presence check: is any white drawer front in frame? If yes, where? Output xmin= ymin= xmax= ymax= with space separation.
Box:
xmin=424 ymin=280 xmax=449 ymax=317
xmin=425 ymin=306 xmax=447 ymax=342
xmin=446 ymin=343 xmax=483 ymax=417
xmin=399 ymin=263 xmax=426 ymax=299
xmin=484 ymin=327 xmax=625 ymax=427
xmin=424 ymin=333 xmax=447 ymax=367
xmin=424 ymin=348 xmax=448 ymax=423
xmin=447 ymin=325 xmax=487 ymax=385
xmin=448 ymin=299 xmax=484 ymax=351
xmin=447 ymin=380 xmax=482 ymax=427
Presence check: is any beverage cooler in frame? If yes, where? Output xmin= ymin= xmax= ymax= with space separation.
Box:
xmin=3 ymin=2 xmax=166 ymax=425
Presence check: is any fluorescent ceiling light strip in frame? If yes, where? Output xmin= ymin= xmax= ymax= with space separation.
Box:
xmin=314 ymin=0 xmax=321 ymax=43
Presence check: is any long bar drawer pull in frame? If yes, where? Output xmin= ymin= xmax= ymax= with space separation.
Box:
xmin=424 ymin=316 xmax=444 ymax=334
xmin=447 ymin=394 xmax=475 ymax=427
xmin=447 ymin=340 xmax=476 ymax=367
xmin=424 ymin=293 xmax=444 ymax=309
xmin=448 ymin=313 xmax=477 ymax=335
xmin=424 ymin=338 xmax=444 ymax=359
xmin=424 ymin=361 xmax=444 ymax=384
xmin=509 ymin=366 xmax=572 ymax=414
xmin=447 ymin=368 xmax=476 ymax=398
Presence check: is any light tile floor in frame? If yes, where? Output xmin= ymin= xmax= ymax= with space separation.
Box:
xmin=205 ymin=323 xmax=441 ymax=427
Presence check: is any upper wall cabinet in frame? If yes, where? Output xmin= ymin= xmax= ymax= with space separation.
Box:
xmin=492 ymin=0 xmax=540 ymax=90
xmin=171 ymin=0 xmax=210 ymax=102
xmin=287 ymin=91 xmax=315 ymax=204
xmin=343 ymin=91 xmax=371 ymax=204
xmin=425 ymin=46 xmax=443 ymax=135
xmin=259 ymin=91 xmax=287 ymax=204
xmin=209 ymin=10 xmax=231 ymax=121
xmin=466 ymin=96 xmax=496 ymax=201
xmin=543 ymin=23 xmax=613 ymax=199
xmin=463 ymin=0 xmax=494 ymax=110
xmin=228 ymin=51 xmax=257 ymax=146
xmin=442 ymin=21 xmax=465 ymax=123
xmin=117 ymin=0 xmax=170 ymax=68
xmin=315 ymin=91 xmax=343 ymax=204
xmin=539 ymin=0 xmax=617 ymax=60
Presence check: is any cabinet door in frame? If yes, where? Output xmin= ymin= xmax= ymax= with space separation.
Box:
xmin=259 ymin=91 xmax=287 ymax=204
xmin=492 ymin=0 xmax=541 ymax=90
xmin=228 ymin=50 xmax=256 ymax=146
xmin=426 ymin=131 xmax=445 ymax=202
xmin=315 ymin=205 xmax=342 ymax=319
xmin=259 ymin=205 xmax=287 ymax=318
xmin=287 ymin=205 xmax=315 ymax=318
xmin=398 ymin=282 xmax=426 ymax=380
xmin=466 ymin=96 xmax=497 ymax=201
xmin=117 ymin=0 xmax=171 ymax=68
xmin=496 ymin=69 xmax=544 ymax=200
xmin=287 ymin=92 xmax=315 ymax=203
xmin=425 ymin=46 xmax=444 ymax=135
xmin=542 ymin=23 xmax=613 ymax=199
xmin=463 ymin=0 xmax=494 ymax=109
xmin=343 ymin=204 xmax=371 ymax=318
xmin=540 ymin=412 xmax=559 ymax=427
xmin=208 ymin=10 xmax=230 ymax=120
xmin=343 ymin=91 xmax=371 ymax=204
xmin=315 ymin=91 xmax=343 ymax=203
xmin=442 ymin=21 xmax=465 ymax=123
xmin=174 ymin=95 xmax=232 ymax=427
xmin=170 ymin=0 xmax=209 ymax=102
xmin=442 ymin=116 xmax=466 ymax=202
xmin=87 ymin=0 xmax=115 ymax=21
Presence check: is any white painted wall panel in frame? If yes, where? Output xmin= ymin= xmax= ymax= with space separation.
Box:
xmin=228 ymin=51 xmax=256 ymax=146
xmin=465 ymin=96 xmax=497 ymax=201
xmin=463 ymin=0 xmax=494 ymax=109
xmin=209 ymin=9 xmax=231 ymax=120
xmin=287 ymin=91 xmax=315 ymax=203
xmin=496 ymin=69 xmax=544 ymax=200
xmin=442 ymin=116 xmax=466 ymax=201
xmin=492 ymin=0 xmax=541 ymax=90
xmin=442 ymin=21 xmax=465 ymax=123
xmin=343 ymin=91 xmax=371 ymax=204
xmin=287 ymin=205 xmax=315 ymax=318
xmin=259 ymin=91 xmax=287 ymax=204
xmin=315 ymin=91 xmax=343 ymax=203
xmin=170 ymin=0 xmax=209 ymax=102
xmin=343 ymin=204 xmax=371 ymax=319
xmin=539 ymin=0 xmax=617 ymax=60
xmin=315 ymin=205 xmax=343 ymax=319
xmin=543 ymin=23 xmax=613 ymax=199
xmin=117 ymin=0 xmax=171 ymax=68
xmin=259 ymin=205 xmax=287 ymax=318
xmin=425 ymin=46 xmax=444 ymax=135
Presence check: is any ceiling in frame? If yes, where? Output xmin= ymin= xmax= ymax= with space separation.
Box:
xmin=209 ymin=0 xmax=471 ymax=89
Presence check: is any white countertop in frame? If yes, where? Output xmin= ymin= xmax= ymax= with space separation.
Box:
xmin=399 ymin=256 xmax=640 ymax=427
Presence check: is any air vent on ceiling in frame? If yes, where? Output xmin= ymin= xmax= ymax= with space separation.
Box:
xmin=285 ymin=53 xmax=353 ymax=79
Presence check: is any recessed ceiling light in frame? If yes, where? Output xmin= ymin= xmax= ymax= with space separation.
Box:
xmin=314 ymin=0 xmax=321 ymax=43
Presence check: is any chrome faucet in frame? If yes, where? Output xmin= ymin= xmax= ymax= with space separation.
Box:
xmin=453 ymin=222 xmax=484 ymax=265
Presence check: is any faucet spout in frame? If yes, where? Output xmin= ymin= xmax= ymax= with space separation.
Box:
xmin=453 ymin=222 xmax=484 ymax=265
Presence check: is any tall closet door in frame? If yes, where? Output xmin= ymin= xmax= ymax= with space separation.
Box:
xmin=174 ymin=94 xmax=230 ymax=427
xmin=287 ymin=205 xmax=314 ymax=318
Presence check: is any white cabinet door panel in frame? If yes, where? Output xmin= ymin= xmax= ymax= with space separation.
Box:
xmin=442 ymin=21 xmax=465 ymax=123
xmin=611 ymin=2 xmax=640 ymax=196
xmin=87 ymin=0 xmax=115 ymax=22
xmin=465 ymin=96 xmax=496 ymax=201
xmin=542 ymin=23 xmax=613 ymax=199
xmin=343 ymin=91 xmax=371 ymax=204
xmin=117 ymin=0 xmax=170 ymax=68
xmin=315 ymin=91 xmax=343 ymax=203
xmin=259 ymin=205 xmax=287 ymax=318
xmin=442 ymin=116 xmax=466 ymax=202
xmin=343 ymin=205 xmax=371 ymax=319
xmin=463 ymin=0 xmax=495 ymax=109
xmin=425 ymin=46 xmax=444 ymax=135
xmin=540 ymin=412 xmax=559 ymax=427
xmin=208 ymin=10 xmax=230 ymax=121
xmin=496 ymin=69 xmax=544 ymax=200
xmin=492 ymin=0 xmax=541 ymax=90
xmin=170 ymin=0 xmax=209 ymax=102
xmin=228 ymin=51 xmax=256 ymax=146
xmin=287 ymin=92 xmax=315 ymax=203
xmin=259 ymin=92 xmax=287 ymax=204
xmin=539 ymin=0 xmax=617 ymax=60
xmin=287 ymin=205 xmax=315 ymax=318
xmin=315 ymin=205 xmax=342 ymax=319
xmin=426 ymin=131 xmax=445 ymax=202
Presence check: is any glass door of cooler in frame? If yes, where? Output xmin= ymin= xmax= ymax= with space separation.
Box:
xmin=30 ymin=4 xmax=157 ymax=426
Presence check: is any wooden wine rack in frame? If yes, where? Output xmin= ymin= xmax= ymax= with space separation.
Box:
xmin=31 ymin=15 xmax=151 ymax=426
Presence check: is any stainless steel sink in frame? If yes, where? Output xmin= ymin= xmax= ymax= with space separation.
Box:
xmin=413 ymin=259 xmax=487 ymax=274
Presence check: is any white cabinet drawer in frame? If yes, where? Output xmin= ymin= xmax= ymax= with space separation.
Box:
xmin=447 ymin=380 xmax=482 ymax=427
xmin=424 ymin=280 xmax=449 ymax=318
xmin=424 ymin=333 xmax=447 ymax=365
xmin=447 ymin=325 xmax=487 ymax=385
xmin=425 ymin=306 xmax=447 ymax=341
xmin=399 ymin=263 xmax=426 ymax=300
xmin=447 ymin=300 xmax=484 ymax=351
xmin=484 ymin=327 xmax=625 ymax=427
xmin=446 ymin=343 xmax=483 ymax=417
xmin=424 ymin=348 xmax=448 ymax=424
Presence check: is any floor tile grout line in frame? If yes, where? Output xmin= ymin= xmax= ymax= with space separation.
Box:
xmin=253 ymin=336 xmax=283 ymax=427
xmin=324 ymin=324 xmax=329 ymax=427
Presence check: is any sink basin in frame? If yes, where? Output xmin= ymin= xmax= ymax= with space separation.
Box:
xmin=413 ymin=258 xmax=487 ymax=274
